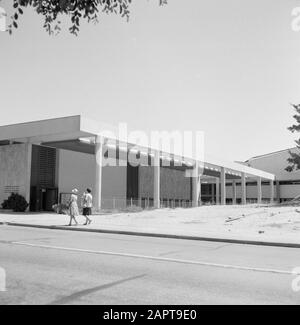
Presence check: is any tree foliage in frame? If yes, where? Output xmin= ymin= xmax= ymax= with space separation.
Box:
xmin=286 ymin=104 xmax=300 ymax=172
xmin=3 ymin=0 xmax=167 ymax=35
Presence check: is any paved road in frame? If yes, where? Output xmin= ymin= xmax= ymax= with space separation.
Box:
xmin=0 ymin=225 xmax=300 ymax=305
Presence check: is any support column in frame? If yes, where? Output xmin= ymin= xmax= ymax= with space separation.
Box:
xmin=241 ymin=172 xmax=246 ymax=205
xmin=220 ymin=167 xmax=226 ymax=205
xmin=232 ymin=180 xmax=237 ymax=205
xmin=198 ymin=176 xmax=202 ymax=206
xmin=153 ymin=150 xmax=160 ymax=209
xmin=94 ymin=135 xmax=104 ymax=211
xmin=215 ymin=178 xmax=220 ymax=205
xmin=257 ymin=177 xmax=262 ymax=204
xmin=25 ymin=141 xmax=32 ymax=209
xmin=276 ymin=180 xmax=280 ymax=203
xmin=270 ymin=180 xmax=274 ymax=204
xmin=211 ymin=182 xmax=215 ymax=204
xmin=192 ymin=162 xmax=201 ymax=207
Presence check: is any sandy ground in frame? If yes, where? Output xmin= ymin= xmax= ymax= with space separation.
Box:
xmin=1 ymin=205 xmax=300 ymax=244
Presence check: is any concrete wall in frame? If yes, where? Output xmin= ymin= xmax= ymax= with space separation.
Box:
xmin=139 ymin=166 xmax=191 ymax=200
xmin=225 ymin=183 xmax=277 ymax=200
xmin=279 ymin=184 xmax=300 ymax=200
xmin=0 ymin=144 xmax=30 ymax=205
xmin=58 ymin=149 xmax=127 ymax=208
xmin=203 ymin=180 xmax=300 ymax=203
xmin=225 ymin=182 xmax=300 ymax=201
xmin=244 ymin=149 xmax=300 ymax=200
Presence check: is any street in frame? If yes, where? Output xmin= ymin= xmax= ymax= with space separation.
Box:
xmin=0 ymin=225 xmax=299 ymax=305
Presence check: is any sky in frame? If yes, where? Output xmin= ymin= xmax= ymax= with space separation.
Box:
xmin=0 ymin=0 xmax=300 ymax=162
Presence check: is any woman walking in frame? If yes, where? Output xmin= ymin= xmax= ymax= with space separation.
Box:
xmin=82 ymin=188 xmax=93 ymax=225
xmin=68 ymin=189 xmax=79 ymax=226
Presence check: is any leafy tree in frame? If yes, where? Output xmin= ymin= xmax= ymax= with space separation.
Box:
xmin=2 ymin=0 xmax=167 ymax=35
xmin=286 ymin=104 xmax=300 ymax=172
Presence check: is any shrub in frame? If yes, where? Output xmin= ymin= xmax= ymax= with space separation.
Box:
xmin=1 ymin=193 xmax=29 ymax=212
xmin=52 ymin=203 xmax=69 ymax=215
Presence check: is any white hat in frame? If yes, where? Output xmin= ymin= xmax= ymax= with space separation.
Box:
xmin=72 ymin=189 xmax=78 ymax=194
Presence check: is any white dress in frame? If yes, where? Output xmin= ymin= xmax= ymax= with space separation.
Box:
xmin=69 ymin=194 xmax=79 ymax=216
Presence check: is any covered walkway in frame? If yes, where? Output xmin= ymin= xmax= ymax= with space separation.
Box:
xmin=0 ymin=115 xmax=275 ymax=210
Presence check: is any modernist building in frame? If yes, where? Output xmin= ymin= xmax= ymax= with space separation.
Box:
xmin=242 ymin=148 xmax=300 ymax=202
xmin=0 ymin=116 xmax=275 ymax=211
xmin=200 ymin=148 xmax=300 ymax=204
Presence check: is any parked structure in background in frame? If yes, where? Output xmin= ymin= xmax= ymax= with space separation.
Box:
xmin=0 ymin=116 xmax=275 ymax=211
xmin=199 ymin=148 xmax=300 ymax=204
xmin=242 ymin=148 xmax=300 ymax=203
xmin=191 ymin=149 xmax=300 ymax=205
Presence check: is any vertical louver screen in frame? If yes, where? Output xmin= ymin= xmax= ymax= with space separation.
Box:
xmin=38 ymin=146 xmax=56 ymax=188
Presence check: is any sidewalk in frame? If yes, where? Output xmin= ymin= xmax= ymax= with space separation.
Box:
xmin=1 ymin=205 xmax=300 ymax=247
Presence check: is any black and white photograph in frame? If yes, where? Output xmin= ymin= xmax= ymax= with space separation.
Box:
xmin=0 ymin=0 xmax=300 ymax=308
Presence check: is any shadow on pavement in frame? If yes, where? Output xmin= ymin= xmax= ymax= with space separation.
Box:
xmin=47 ymin=273 xmax=147 ymax=305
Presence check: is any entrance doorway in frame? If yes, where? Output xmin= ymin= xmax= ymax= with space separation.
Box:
xmin=30 ymin=187 xmax=58 ymax=212
xmin=30 ymin=145 xmax=58 ymax=212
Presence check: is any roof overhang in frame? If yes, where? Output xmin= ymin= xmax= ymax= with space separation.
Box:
xmin=0 ymin=115 xmax=276 ymax=181
xmin=0 ymin=115 xmax=100 ymax=144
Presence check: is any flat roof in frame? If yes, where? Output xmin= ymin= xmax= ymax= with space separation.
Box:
xmin=246 ymin=147 xmax=297 ymax=162
xmin=0 ymin=115 xmax=275 ymax=180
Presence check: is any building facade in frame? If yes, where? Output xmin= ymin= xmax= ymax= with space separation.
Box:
xmin=243 ymin=148 xmax=300 ymax=202
xmin=0 ymin=116 xmax=276 ymax=211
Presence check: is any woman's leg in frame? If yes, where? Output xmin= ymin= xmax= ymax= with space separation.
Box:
xmin=83 ymin=208 xmax=91 ymax=225
xmin=69 ymin=215 xmax=78 ymax=226
xmin=86 ymin=209 xmax=91 ymax=224
xmin=89 ymin=208 xmax=92 ymax=224
xmin=83 ymin=208 xmax=88 ymax=225
xmin=83 ymin=214 xmax=88 ymax=225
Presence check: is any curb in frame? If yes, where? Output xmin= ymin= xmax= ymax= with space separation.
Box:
xmin=1 ymin=221 xmax=300 ymax=249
